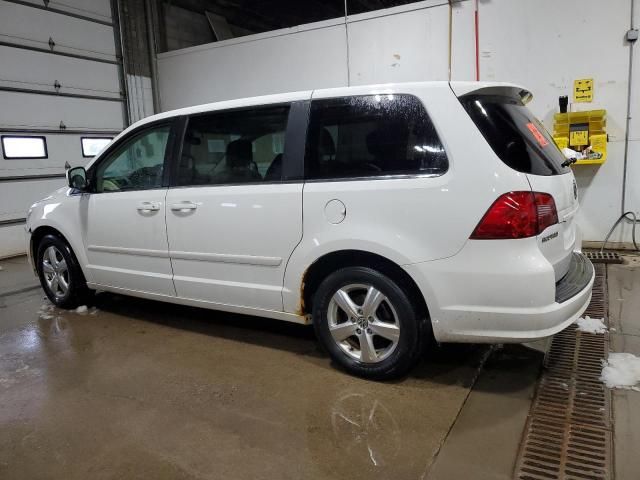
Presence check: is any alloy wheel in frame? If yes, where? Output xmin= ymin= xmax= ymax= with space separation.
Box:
xmin=327 ymin=283 xmax=400 ymax=363
xmin=41 ymin=246 xmax=69 ymax=299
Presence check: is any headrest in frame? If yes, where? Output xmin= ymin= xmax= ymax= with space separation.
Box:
xmin=184 ymin=134 xmax=201 ymax=146
xmin=226 ymin=139 xmax=252 ymax=167
xmin=319 ymin=128 xmax=335 ymax=156
xmin=265 ymin=153 xmax=283 ymax=180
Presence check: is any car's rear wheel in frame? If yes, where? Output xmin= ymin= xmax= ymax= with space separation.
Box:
xmin=37 ymin=234 xmax=92 ymax=309
xmin=313 ymin=266 xmax=424 ymax=380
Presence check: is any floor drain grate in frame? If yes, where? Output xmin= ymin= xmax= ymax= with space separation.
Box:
xmin=515 ymin=263 xmax=611 ymax=480
xmin=584 ymin=250 xmax=623 ymax=264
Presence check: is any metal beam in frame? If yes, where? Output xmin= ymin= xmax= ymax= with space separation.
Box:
xmin=112 ymin=0 xmax=131 ymax=127
xmin=145 ymin=0 xmax=162 ymax=113
xmin=2 ymin=0 xmax=114 ymax=27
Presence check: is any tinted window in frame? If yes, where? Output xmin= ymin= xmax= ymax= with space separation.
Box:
xmin=305 ymin=94 xmax=447 ymax=180
xmin=177 ymin=105 xmax=290 ymax=186
xmin=95 ymin=125 xmax=170 ymax=192
xmin=460 ymin=94 xmax=569 ymax=176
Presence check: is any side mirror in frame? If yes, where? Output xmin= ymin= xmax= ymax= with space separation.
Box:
xmin=66 ymin=166 xmax=87 ymax=190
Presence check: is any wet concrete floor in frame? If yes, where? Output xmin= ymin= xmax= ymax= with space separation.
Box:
xmin=0 ymin=256 xmax=503 ymax=480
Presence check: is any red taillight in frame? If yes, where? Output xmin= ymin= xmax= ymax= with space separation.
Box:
xmin=470 ymin=191 xmax=558 ymax=240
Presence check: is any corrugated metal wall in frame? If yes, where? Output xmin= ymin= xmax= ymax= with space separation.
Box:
xmin=0 ymin=0 xmax=126 ymax=257
xmin=0 ymin=0 xmax=158 ymax=257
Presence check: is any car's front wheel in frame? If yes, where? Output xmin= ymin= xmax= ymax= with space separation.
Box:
xmin=312 ymin=266 xmax=424 ymax=380
xmin=37 ymin=234 xmax=92 ymax=309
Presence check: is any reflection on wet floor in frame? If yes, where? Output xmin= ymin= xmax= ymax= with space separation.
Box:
xmin=1 ymin=288 xmax=515 ymax=480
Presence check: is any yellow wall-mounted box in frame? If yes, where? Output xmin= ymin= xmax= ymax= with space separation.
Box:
xmin=553 ymin=109 xmax=607 ymax=165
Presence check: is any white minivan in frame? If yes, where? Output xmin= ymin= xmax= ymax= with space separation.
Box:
xmin=26 ymin=82 xmax=594 ymax=379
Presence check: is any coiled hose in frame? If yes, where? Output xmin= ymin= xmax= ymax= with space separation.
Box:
xmin=600 ymin=211 xmax=640 ymax=253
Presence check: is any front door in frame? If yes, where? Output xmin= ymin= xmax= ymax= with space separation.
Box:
xmin=165 ymin=103 xmax=304 ymax=311
xmin=84 ymin=122 xmax=175 ymax=296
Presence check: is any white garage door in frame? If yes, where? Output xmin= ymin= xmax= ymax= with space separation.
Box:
xmin=0 ymin=0 xmax=125 ymax=258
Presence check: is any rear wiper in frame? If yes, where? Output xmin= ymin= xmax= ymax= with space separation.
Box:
xmin=561 ymin=157 xmax=577 ymax=168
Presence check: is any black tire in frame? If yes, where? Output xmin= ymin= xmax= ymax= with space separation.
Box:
xmin=312 ymin=266 xmax=424 ymax=380
xmin=36 ymin=234 xmax=92 ymax=309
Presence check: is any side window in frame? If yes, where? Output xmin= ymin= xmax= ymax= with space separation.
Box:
xmin=176 ymin=105 xmax=290 ymax=186
xmin=95 ymin=125 xmax=170 ymax=193
xmin=305 ymin=94 xmax=448 ymax=180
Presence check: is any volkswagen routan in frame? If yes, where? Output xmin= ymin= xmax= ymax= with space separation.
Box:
xmin=26 ymin=81 xmax=594 ymax=379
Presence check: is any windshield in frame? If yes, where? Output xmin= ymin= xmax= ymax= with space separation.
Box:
xmin=460 ymin=94 xmax=570 ymax=176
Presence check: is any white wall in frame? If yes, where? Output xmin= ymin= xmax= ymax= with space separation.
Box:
xmin=157 ymin=1 xmax=449 ymax=110
xmin=347 ymin=3 xmax=450 ymax=85
xmin=158 ymin=19 xmax=349 ymax=110
xmin=475 ymin=0 xmax=637 ymax=244
xmin=157 ymin=0 xmax=638 ymax=244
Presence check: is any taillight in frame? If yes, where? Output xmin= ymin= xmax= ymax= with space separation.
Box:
xmin=470 ymin=191 xmax=558 ymax=240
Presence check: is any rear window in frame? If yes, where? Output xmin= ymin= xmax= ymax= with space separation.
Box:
xmin=460 ymin=94 xmax=569 ymax=176
xmin=305 ymin=94 xmax=447 ymax=180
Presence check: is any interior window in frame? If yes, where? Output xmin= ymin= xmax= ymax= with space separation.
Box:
xmin=95 ymin=125 xmax=170 ymax=192
xmin=305 ymin=94 xmax=448 ymax=180
xmin=177 ymin=105 xmax=290 ymax=186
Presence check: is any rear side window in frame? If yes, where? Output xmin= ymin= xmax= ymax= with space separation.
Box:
xmin=305 ymin=94 xmax=447 ymax=180
xmin=460 ymin=94 xmax=569 ymax=176
xmin=176 ymin=105 xmax=290 ymax=186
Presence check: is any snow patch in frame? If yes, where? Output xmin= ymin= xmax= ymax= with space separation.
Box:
xmin=75 ymin=305 xmax=88 ymax=314
xmin=600 ymin=353 xmax=640 ymax=390
xmin=575 ymin=316 xmax=607 ymax=334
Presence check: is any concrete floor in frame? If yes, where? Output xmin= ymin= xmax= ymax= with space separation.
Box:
xmin=0 ymin=255 xmax=637 ymax=479
xmin=607 ymin=258 xmax=640 ymax=480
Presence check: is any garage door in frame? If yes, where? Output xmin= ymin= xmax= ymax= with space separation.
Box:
xmin=0 ymin=0 xmax=126 ymax=258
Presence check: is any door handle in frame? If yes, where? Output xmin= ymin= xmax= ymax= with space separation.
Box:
xmin=170 ymin=201 xmax=198 ymax=212
xmin=136 ymin=201 xmax=160 ymax=212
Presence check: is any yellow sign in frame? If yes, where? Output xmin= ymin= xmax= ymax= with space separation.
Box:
xmin=570 ymin=130 xmax=589 ymax=146
xmin=574 ymin=78 xmax=593 ymax=103
xmin=553 ymin=136 xmax=569 ymax=150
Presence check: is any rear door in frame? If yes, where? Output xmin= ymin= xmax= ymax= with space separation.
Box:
xmin=164 ymin=101 xmax=308 ymax=311
xmin=457 ymin=88 xmax=577 ymax=280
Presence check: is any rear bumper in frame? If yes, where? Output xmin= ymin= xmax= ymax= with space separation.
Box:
xmin=555 ymin=252 xmax=593 ymax=303
xmin=404 ymin=240 xmax=594 ymax=343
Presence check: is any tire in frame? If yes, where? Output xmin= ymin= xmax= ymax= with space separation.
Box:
xmin=312 ymin=266 xmax=424 ymax=380
xmin=36 ymin=234 xmax=92 ymax=309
